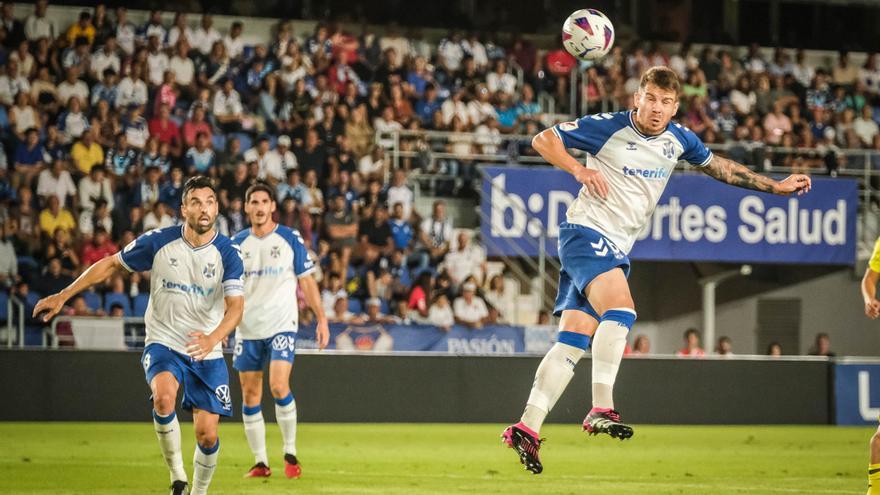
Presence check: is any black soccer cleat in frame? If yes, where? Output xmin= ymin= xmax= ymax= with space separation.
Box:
xmin=583 ymin=407 xmax=634 ymax=440
xmin=169 ymin=480 xmax=188 ymax=495
xmin=501 ymin=422 xmax=544 ymax=474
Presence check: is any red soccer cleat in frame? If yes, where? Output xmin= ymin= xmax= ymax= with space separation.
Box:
xmin=244 ymin=462 xmax=272 ymax=478
xmin=284 ymin=454 xmax=301 ymax=479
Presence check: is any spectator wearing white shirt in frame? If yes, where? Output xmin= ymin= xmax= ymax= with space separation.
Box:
xmin=373 ymin=106 xmax=403 ymax=149
xmin=791 ymin=49 xmax=815 ymax=88
xmin=191 ymin=14 xmax=221 ymax=55
xmin=467 ymin=83 xmax=497 ymax=127
xmin=166 ymin=12 xmax=194 ymax=48
xmin=213 ymin=78 xmax=245 ymax=133
xmin=169 ymin=40 xmax=196 ymax=97
xmin=379 ymin=25 xmax=410 ymax=63
xmin=0 ymin=60 xmax=30 ymax=106
xmin=385 ymin=168 xmax=413 ymax=220
xmin=855 ymin=106 xmax=880 ymax=147
xmin=441 ymin=89 xmax=470 ymax=127
xmin=437 ymin=31 xmax=464 ymax=73
xmin=428 ymin=293 xmax=455 ymax=330
xmin=89 ymin=35 xmax=121 ymax=81
xmin=358 ymin=146 xmax=388 ymax=181
xmin=146 ymin=35 xmax=169 ymax=86
xmin=116 ymin=64 xmax=148 ymax=109
xmin=57 ymin=96 xmax=90 ymax=144
xmin=276 ymin=135 xmax=298 ymax=172
xmin=79 ymin=199 xmax=113 ymax=237
xmin=223 ymin=21 xmax=245 ymax=61
xmin=78 ymin=165 xmax=114 ymax=213
xmin=419 ymin=200 xmax=453 ymax=263
xmin=36 ymin=159 xmax=77 ymax=207
xmin=25 ymin=0 xmax=55 ymax=41
xmin=442 ymin=231 xmax=487 ymax=286
xmin=243 ymin=136 xmax=284 ymax=185
xmin=461 ymin=32 xmax=489 ymax=72
xmin=321 ymin=272 xmax=347 ymax=316
xmin=483 ymin=275 xmax=515 ymax=324
xmin=123 ymin=106 xmax=149 ymax=150
xmin=453 ymin=282 xmax=488 ymax=329
xmin=486 ymin=59 xmax=517 ymax=96
xmin=113 ymin=7 xmax=137 ymax=55
xmin=859 ymin=53 xmax=880 ymax=96
xmin=139 ymin=10 xmax=166 ymax=45
xmin=143 ymin=202 xmax=175 ymax=231
xmin=57 ymin=67 xmax=88 ymax=106
xmin=9 ymin=40 xmax=34 ymax=79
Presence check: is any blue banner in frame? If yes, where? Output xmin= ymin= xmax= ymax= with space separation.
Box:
xmin=295 ymin=322 xmax=525 ymax=355
xmin=834 ymin=363 xmax=880 ymax=425
xmin=481 ymin=166 xmax=857 ymax=265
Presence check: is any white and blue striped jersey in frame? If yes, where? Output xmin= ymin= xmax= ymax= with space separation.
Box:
xmin=552 ymin=110 xmax=713 ymax=253
xmin=232 ymin=225 xmax=316 ymax=340
xmin=118 ymin=226 xmax=245 ymax=359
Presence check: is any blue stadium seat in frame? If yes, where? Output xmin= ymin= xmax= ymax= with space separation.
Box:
xmin=379 ymin=299 xmax=390 ymax=315
xmin=104 ymin=293 xmax=132 ymax=317
xmin=132 ymin=294 xmax=150 ymax=317
xmin=348 ymin=299 xmax=362 ymax=314
xmin=25 ymin=291 xmax=40 ymax=310
xmin=211 ymin=134 xmax=227 ymax=151
xmin=24 ymin=326 xmax=43 ymax=346
xmin=82 ymin=290 xmax=102 ymax=312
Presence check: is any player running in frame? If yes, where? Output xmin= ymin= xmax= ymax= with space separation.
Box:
xmin=33 ymin=176 xmax=245 ymax=494
xmin=502 ymin=66 xmax=812 ymax=474
xmin=860 ymin=235 xmax=880 ymax=495
xmin=232 ymin=183 xmax=330 ymax=479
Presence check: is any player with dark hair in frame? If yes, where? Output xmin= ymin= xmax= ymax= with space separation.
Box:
xmin=502 ymin=66 xmax=812 ymax=474
xmin=33 ymin=176 xmax=244 ymax=494
xmin=233 ymin=182 xmax=330 ymax=479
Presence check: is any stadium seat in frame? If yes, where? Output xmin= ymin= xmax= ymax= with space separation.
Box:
xmin=0 ymin=290 xmax=8 ymax=324
xmin=25 ymin=291 xmax=40 ymax=310
xmin=380 ymin=299 xmax=390 ymax=315
xmin=24 ymin=325 xmax=43 ymax=346
xmin=211 ymin=134 xmax=226 ymax=151
xmin=348 ymin=299 xmax=363 ymax=315
xmin=104 ymin=293 xmax=132 ymax=317
xmin=82 ymin=290 xmax=102 ymax=312
xmin=132 ymin=294 xmax=150 ymax=317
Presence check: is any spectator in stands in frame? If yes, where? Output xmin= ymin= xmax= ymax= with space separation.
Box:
xmin=79 ymin=198 xmax=112 ymax=236
xmin=36 ymin=158 xmax=76 ymax=207
xmin=855 ymin=106 xmax=879 ymax=147
xmin=143 ymin=201 xmax=174 ymax=231
xmin=182 ymin=104 xmax=212 ymax=150
xmin=244 ymin=135 xmax=283 ymax=185
xmin=184 ymin=131 xmax=215 ymax=175
xmin=31 ymin=66 xmax=59 ymax=115
xmin=0 ymin=220 xmax=18 ymax=287
xmin=116 ymin=64 xmax=148 ymax=109
xmin=386 ymin=168 xmax=413 ymax=220
xmin=676 ymin=328 xmax=705 ymax=357
xmin=330 ymin=294 xmax=362 ymax=324
xmin=358 ymin=204 xmax=393 ymax=257
xmin=33 ymin=257 xmax=74 ymax=297
xmin=715 ymin=336 xmax=734 ymax=357
xmin=631 ymin=335 xmax=650 ymax=355
xmin=429 ymin=293 xmax=454 ymax=331
xmin=89 ymin=35 xmax=120 ymax=82
xmin=408 ymin=270 xmax=432 ymax=321
xmin=58 ymin=96 xmax=90 ymax=145
xmin=324 ymin=194 xmax=358 ymax=281
xmin=25 ymin=0 xmax=55 ymax=42
xmin=122 ymin=105 xmax=149 ymax=150
xmin=808 ymin=332 xmax=835 ymax=356
xmin=442 ymin=230 xmax=486 ymax=288
xmin=71 ymin=129 xmax=104 ymax=175
xmin=104 ymin=132 xmax=139 ymax=177
xmin=13 ymin=127 xmax=45 ymax=187
xmin=483 ymin=275 xmax=515 ymax=324
xmin=9 ymin=91 xmax=38 ymax=143
xmin=223 ymin=21 xmax=245 ymax=61
xmin=142 ymin=138 xmax=172 ymax=173
xmin=362 ymin=297 xmax=393 ymax=324
xmin=453 ymin=282 xmax=488 ymax=330
xmin=389 ymin=202 xmax=413 ymax=251
xmin=77 ymin=163 xmax=112 ymax=215
xmin=0 ymin=60 xmax=29 ymax=107
xmin=80 ymin=226 xmax=117 ymax=268
xmin=419 ymin=200 xmax=452 ymax=265
xmin=192 ymin=14 xmax=221 ymax=56
xmin=148 ymin=104 xmax=181 ymax=157
xmin=321 ymin=272 xmax=346 ymax=315
xmin=133 ymin=165 xmax=162 ymax=209
xmin=767 ymin=342 xmax=783 ymax=357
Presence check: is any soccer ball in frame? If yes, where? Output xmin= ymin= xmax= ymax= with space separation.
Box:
xmin=561 ymin=8 xmax=615 ymax=61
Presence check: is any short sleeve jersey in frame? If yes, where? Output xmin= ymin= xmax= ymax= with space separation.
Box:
xmin=869 ymin=237 xmax=880 ymax=273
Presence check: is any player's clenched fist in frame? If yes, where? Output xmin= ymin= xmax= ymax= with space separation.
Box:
xmin=573 ymin=166 xmax=609 ymax=199
xmin=32 ymin=293 xmax=68 ymax=322
xmin=865 ymin=299 xmax=880 ymax=320
xmin=773 ymin=174 xmax=811 ymax=196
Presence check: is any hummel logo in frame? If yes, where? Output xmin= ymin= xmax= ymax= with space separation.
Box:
xmin=626 ymin=141 xmax=637 ymax=151
xmin=591 ymin=238 xmax=609 ymax=257
xmin=169 ymin=258 xmax=179 ymax=267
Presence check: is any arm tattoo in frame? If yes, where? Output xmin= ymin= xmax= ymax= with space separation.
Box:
xmin=700 ymin=155 xmax=777 ymax=193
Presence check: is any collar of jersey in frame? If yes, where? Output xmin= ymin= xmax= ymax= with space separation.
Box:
xmin=179 ymin=225 xmax=218 ymax=251
xmin=252 ymin=224 xmax=279 ymax=240
xmin=628 ymin=110 xmax=666 ymax=141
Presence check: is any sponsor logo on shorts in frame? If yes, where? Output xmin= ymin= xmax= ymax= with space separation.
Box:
xmin=272 ymin=334 xmax=296 ymax=357
xmin=214 ymin=384 xmax=232 ymax=410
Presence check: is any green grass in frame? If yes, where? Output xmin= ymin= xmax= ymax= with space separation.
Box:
xmin=0 ymin=422 xmax=871 ymax=494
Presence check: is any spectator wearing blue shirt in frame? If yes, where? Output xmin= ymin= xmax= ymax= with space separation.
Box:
xmin=414 ymin=83 xmax=442 ymax=125
xmin=184 ymin=131 xmax=216 ymax=174
xmin=407 ymin=56 xmax=433 ymax=97
xmin=158 ymin=166 xmax=185 ymax=208
xmin=276 ymin=168 xmax=310 ymax=205
xmin=104 ymin=133 xmax=140 ymax=177
xmin=90 ymin=69 xmax=119 ymax=108
xmin=389 ymin=201 xmax=413 ymax=250
xmin=13 ymin=128 xmax=44 ymax=187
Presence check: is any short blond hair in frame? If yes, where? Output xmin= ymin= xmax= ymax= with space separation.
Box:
xmin=639 ymin=66 xmax=680 ymax=95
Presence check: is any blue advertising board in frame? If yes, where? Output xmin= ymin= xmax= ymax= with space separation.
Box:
xmin=834 ymin=363 xmax=880 ymax=425
xmin=481 ymin=166 xmax=857 ymax=265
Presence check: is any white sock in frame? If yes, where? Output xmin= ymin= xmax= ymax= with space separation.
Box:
xmin=591 ymin=308 xmax=636 ymax=410
xmin=191 ymin=439 xmax=220 ymax=495
xmin=152 ymin=410 xmax=186 ymax=483
xmin=275 ymin=394 xmax=298 ymax=456
xmin=242 ymin=405 xmax=268 ymax=466
xmin=521 ymin=334 xmax=587 ymax=433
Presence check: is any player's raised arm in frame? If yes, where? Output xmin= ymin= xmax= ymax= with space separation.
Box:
xmin=32 ymin=254 xmax=123 ymax=322
xmin=700 ymin=154 xmax=811 ymax=196
xmin=299 ymin=274 xmax=329 ymax=349
xmin=532 ymin=128 xmax=609 ymax=199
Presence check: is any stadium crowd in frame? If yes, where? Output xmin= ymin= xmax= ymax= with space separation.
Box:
xmin=0 ymin=2 xmax=877 ymax=334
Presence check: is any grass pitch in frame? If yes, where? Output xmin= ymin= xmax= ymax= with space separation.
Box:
xmin=0 ymin=422 xmax=870 ymax=494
